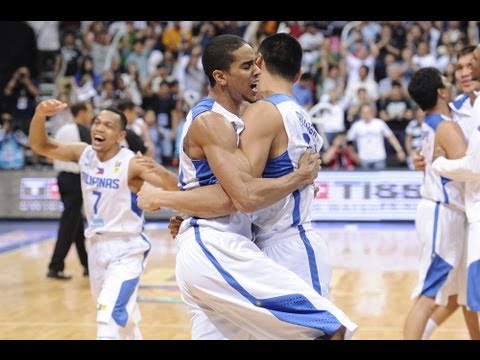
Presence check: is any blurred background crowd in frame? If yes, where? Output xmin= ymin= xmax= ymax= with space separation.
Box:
xmin=1 ymin=20 xmax=478 ymax=171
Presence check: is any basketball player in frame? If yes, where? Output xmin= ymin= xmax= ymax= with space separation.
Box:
xmin=137 ymin=34 xmax=357 ymax=339
xmin=404 ymin=67 xmax=468 ymax=339
xmin=431 ymin=43 xmax=480 ymax=318
xmin=141 ymin=33 xmax=332 ymax=295
xmin=411 ymin=46 xmax=480 ymax=340
xmin=29 ymin=100 xmax=178 ymax=340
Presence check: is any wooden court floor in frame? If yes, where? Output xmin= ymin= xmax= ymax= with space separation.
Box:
xmin=0 ymin=221 xmax=472 ymax=340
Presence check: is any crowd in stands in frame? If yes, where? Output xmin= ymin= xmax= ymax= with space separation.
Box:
xmin=0 ymin=20 xmax=479 ymax=170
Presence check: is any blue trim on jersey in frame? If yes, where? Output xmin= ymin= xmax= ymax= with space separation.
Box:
xmin=113 ymin=277 xmax=140 ymax=326
xmin=130 ymin=192 xmax=143 ymax=218
xmin=178 ymin=170 xmax=186 ymax=190
xmin=424 ymin=113 xmax=444 ymax=131
xmin=263 ymin=151 xmax=294 ymax=178
xmin=431 ymin=202 xmax=440 ymax=254
xmin=452 ymin=93 xmax=469 ymax=110
xmin=189 ymin=218 xmax=341 ymax=335
xmin=291 ymin=190 xmax=301 ymax=227
xmin=262 ymin=93 xmax=298 ymax=106
xmin=467 ymin=259 xmax=480 ymax=311
xmin=440 ymin=177 xmax=451 ymax=204
xmin=421 ymin=254 xmax=452 ymax=298
xmin=192 ymin=159 xmax=218 ymax=186
xmin=140 ymin=233 xmax=151 ymax=271
xmin=192 ymin=98 xmax=215 ymax=119
xmin=298 ymin=225 xmax=322 ymax=295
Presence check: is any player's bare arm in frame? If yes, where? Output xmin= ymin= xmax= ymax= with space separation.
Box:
xmin=432 ymin=122 xmax=480 ymax=181
xmin=193 ymin=111 xmax=320 ymax=213
xmin=136 ymin=108 xmax=320 ymax=215
xmin=435 ymin=121 xmax=467 ymax=160
xmin=29 ymin=99 xmax=87 ymax=163
xmin=137 ymin=182 xmax=236 ymax=217
xmin=240 ymin=100 xmax=283 ymax=177
xmin=129 ymin=154 xmax=179 ymax=192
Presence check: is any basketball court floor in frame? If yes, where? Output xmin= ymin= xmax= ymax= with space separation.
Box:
xmin=0 ymin=220 xmax=471 ymax=339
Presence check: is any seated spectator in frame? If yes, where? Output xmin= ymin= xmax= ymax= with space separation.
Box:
xmin=322 ymin=132 xmax=360 ymax=170
xmin=0 ymin=113 xmax=29 ymax=169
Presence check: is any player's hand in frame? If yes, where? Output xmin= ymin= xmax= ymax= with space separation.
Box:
xmin=298 ymin=148 xmax=321 ymax=185
xmin=168 ymin=215 xmax=184 ymax=239
xmin=135 ymin=151 xmax=165 ymax=174
xmin=35 ymin=99 xmax=68 ymax=117
xmin=413 ymin=148 xmax=426 ymax=171
xmin=137 ymin=182 xmax=163 ymax=211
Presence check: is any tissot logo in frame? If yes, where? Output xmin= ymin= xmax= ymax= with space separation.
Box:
xmin=311 ymin=171 xmax=423 ymax=221
xmin=336 ymin=182 xmax=420 ymax=199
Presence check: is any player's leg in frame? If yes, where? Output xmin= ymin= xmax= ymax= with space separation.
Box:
xmin=176 ymin=227 xmax=357 ymax=340
xmin=91 ymin=234 xmax=150 ymax=340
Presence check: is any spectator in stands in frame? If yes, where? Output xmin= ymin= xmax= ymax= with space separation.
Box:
xmin=293 ymin=72 xmax=315 ymax=110
xmin=378 ymin=64 xmax=408 ymax=100
xmin=346 ymin=104 xmax=406 ymax=169
xmin=405 ymin=107 xmax=424 ymax=170
xmin=319 ymin=64 xmax=345 ymax=98
xmin=74 ymin=56 xmax=102 ymax=92
xmin=3 ymin=67 xmax=39 ymax=135
xmin=374 ymin=24 xmax=402 ymax=81
xmin=176 ymin=44 xmax=208 ymax=97
xmin=0 ymin=113 xmax=28 ymax=170
xmin=143 ymin=109 xmax=163 ymax=164
xmin=148 ymin=80 xmax=178 ymax=165
xmin=311 ymin=90 xmax=348 ymax=145
xmin=125 ymin=38 xmax=152 ymax=85
xmin=412 ymin=41 xmax=437 ymax=72
xmin=341 ymin=36 xmax=378 ymax=86
xmin=55 ymin=30 xmax=82 ymax=79
xmin=377 ymin=80 xmax=414 ymax=158
xmin=345 ymin=87 xmax=376 ymax=126
xmin=298 ymin=22 xmax=324 ymax=74
xmin=322 ymin=132 xmax=360 ymax=170
xmin=344 ymin=65 xmax=379 ymax=104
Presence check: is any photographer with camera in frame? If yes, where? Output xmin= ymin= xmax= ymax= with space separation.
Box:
xmin=3 ymin=67 xmax=39 ymax=135
xmin=322 ymin=132 xmax=360 ymax=170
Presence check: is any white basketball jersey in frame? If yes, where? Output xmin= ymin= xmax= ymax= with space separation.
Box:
xmin=420 ymin=113 xmax=464 ymax=211
xmin=177 ymin=98 xmax=252 ymax=239
xmin=450 ymin=93 xmax=473 ymax=143
xmin=79 ymin=146 xmax=144 ymax=238
xmin=251 ymin=94 xmax=324 ymax=240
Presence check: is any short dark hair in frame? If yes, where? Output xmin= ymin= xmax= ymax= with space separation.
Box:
xmin=257 ymin=33 xmax=302 ymax=82
xmin=104 ymin=106 xmax=128 ymax=130
xmin=408 ymin=67 xmax=444 ymax=111
xmin=202 ymin=34 xmax=249 ymax=87
xmin=70 ymin=101 xmax=88 ymax=118
xmin=458 ymin=45 xmax=476 ymax=58
xmin=117 ymin=99 xmax=136 ymax=112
